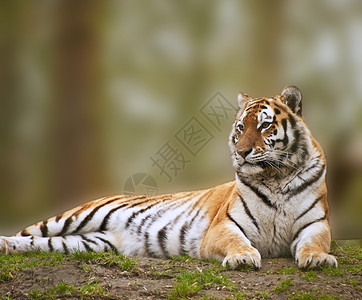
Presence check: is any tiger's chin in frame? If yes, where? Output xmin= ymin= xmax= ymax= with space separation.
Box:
xmin=256 ymin=161 xmax=269 ymax=169
xmin=234 ymin=160 xmax=267 ymax=175
xmin=234 ymin=158 xmax=281 ymax=179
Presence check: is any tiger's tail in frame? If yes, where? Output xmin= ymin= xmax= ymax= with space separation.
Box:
xmin=0 ymin=196 xmax=130 ymax=254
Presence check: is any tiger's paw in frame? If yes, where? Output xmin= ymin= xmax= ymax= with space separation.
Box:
xmin=0 ymin=237 xmax=10 ymax=254
xmin=296 ymin=251 xmax=337 ymax=269
xmin=222 ymin=248 xmax=261 ymax=269
xmin=0 ymin=236 xmax=31 ymax=254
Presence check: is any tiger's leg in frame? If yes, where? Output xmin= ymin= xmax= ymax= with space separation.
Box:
xmin=200 ymin=219 xmax=261 ymax=269
xmin=0 ymin=231 xmax=119 ymax=254
xmin=291 ymin=220 xmax=337 ymax=269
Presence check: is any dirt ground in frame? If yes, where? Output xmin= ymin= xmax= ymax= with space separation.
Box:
xmin=0 ymin=244 xmax=361 ymax=299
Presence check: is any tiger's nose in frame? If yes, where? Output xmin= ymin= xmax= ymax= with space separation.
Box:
xmin=238 ymin=148 xmax=252 ymax=159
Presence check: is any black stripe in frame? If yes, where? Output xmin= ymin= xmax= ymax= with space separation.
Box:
xmin=188 ymin=214 xmax=206 ymax=258
xmin=73 ymin=198 xmax=120 ymax=234
xmin=300 ymin=145 xmax=309 ymax=161
xmin=293 ymin=240 xmax=300 ymax=258
xmin=179 ymin=223 xmax=189 ymax=255
xmin=30 ymin=236 xmax=35 ymax=247
xmin=59 ymin=217 xmax=73 ymax=236
xmin=226 ymin=212 xmax=249 ymax=240
xmin=40 ymin=220 xmax=48 ymax=237
xmin=239 ymin=176 xmax=276 ymax=209
xmin=137 ymin=214 xmax=153 ymax=235
xmin=289 ymin=165 xmax=326 ymax=197
xmin=292 ymin=216 xmax=326 ymax=244
xmin=128 ymin=195 xmax=178 ymax=232
xmin=48 ymin=238 xmax=54 ymax=252
xmin=179 ymin=208 xmax=202 ymax=255
xmin=62 ymin=239 xmax=69 ymax=254
xmin=290 ymin=128 xmax=301 ymax=153
xmin=144 ymin=232 xmax=153 ymax=257
xmin=157 ymin=226 xmax=168 ymax=257
xmin=295 ymin=195 xmax=323 ymax=221
xmin=143 ymin=213 xmax=164 ymax=257
xmin=82 ymin=241 xmax=92 ymax=252
xmin=80 ymin=235 xmax=98 ymax=245
xmin=272 ymin=115 xmax=278 ymax=126
xmin=239 ymin=195 xmax=260 ymax=232
xmin=288 ymin=113 xmax=296 ymax=127
xmin=157 ymin=207 xmax=188 ymax=257
xmin=99 ymin=204 xmax=128 ymax=232
xmin=140 ymin=201 xmax=185 ymax=257
xmin=55 ymin=213 xmax=63 ymax=222
xmin=20 ymin=230 xmax=30 ymax=237
xmin=127 ymin=195 xmax=150 ymax=208
xmin=276 ymin=118 xmax=288 ymax=147
xmin=96 ymin=236 xmax=118 ymax=254
xmin=125 ymin=202 xmax=159 ymax=229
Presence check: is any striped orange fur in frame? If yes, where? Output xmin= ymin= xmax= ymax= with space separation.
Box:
xmin=0 ymin=86 xmax=337 ymax=270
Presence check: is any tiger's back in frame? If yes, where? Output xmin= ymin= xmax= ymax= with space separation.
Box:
xmin=0 ymin=86 xmax=337 ymax=270
xmin=12 ymin=181 xmax=236 ymax=259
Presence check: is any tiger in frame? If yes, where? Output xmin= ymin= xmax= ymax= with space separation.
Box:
xmin=0 ymin=86 xmax=337 ymax=270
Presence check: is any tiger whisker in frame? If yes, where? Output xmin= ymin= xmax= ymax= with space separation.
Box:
xmin=264 ymin=150 xmax=301 ymax=171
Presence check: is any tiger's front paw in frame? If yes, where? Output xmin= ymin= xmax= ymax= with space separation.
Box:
xmin=296 ymin=251 xmax=337 ymax=269
xmin=222 ymin=247 xmax=261 ymax=269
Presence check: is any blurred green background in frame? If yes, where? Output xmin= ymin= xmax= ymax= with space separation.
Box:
xmin=0 ymin=1 xmax=361 ymax=238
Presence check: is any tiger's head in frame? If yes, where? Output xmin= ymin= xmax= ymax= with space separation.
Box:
xmin=229 ymin=86 xmax=312 ymax=177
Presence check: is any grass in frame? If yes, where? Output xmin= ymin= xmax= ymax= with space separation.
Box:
xmin=0 ymin=250 xmax=138 ymax=285
xmin=289 ymin=291 xmax=341 ymax=300
xmin=320 ymin=243 xmax=362 ymax=287
xmin=169 ymin=254 xmax=195 ymax=262
xmin=254 ymin=291 xmax=269 ymax=299
xmin=274 ymin=278 xmax=293 ymax=293
xmin=168 ymin=267 xmax=234 ymax=299
xmin=151 ymin=270 xmax=173 ymax=279
xmin=265 ymin=265 xmax=299 ymax=275
xmin=28 ymin=281 xmax=108 ymax=299
xmin=70 ymin=250 xmax=138 ymax=271
xmin=280 ymin=266 xmax=299 ymax=274
xmin=0 ymin=251 xmax=65 ymax=283
xmin=303 ymin=270 xmax=318 ymax=282
xmin=0 ymin=243 xmax=360 ymax=299
xmin=170 ymin=254 xmax=221 ymax=267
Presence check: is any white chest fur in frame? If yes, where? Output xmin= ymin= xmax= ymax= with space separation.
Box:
xmin=232 ymin=165 xmax=326 ymax=258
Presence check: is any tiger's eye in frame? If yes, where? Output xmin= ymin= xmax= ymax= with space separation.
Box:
xmin=260 ymin=122 xmax=271 ymax=130
xmin=237 ymin=124 xmax=244 ymax=132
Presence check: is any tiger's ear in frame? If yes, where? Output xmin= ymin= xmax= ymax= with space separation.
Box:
xmin=238 ymin=92 xmax=250 ymax=109
xmin=281 ymin=86 xmax=302 ymax=116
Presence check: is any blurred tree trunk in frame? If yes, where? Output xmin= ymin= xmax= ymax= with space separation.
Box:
xmin=244 ymin=1 xmax=284 ymax=96
xmin=50 ymin=0 xmax=106 ymax=207
xmin=0 ymin=2 xmax=23 ymax=225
